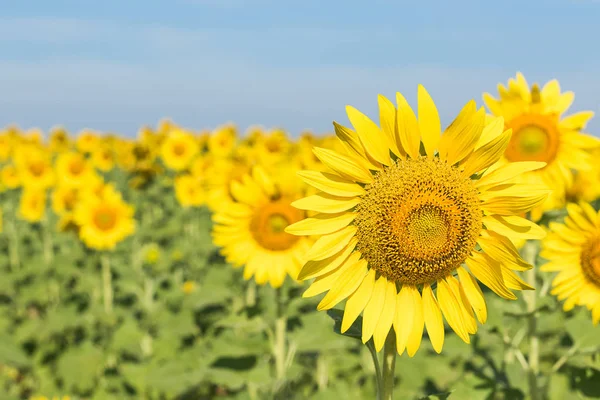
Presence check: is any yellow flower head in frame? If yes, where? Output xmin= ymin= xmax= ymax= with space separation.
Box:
xmin=52 ymin=185 xmax=80 ymax=215
xmin=14 ymin=146 xmax=55 ymax=190
xmin=55 ymin=152 xmax=98 ymax=188
xmin=205 ymin=158 xmax=251 ymax=212
xmin=49 ymin=127 xmax=71 ymax=153
xmin=208 ymin=124 xmax=237 ymax=158
xmin=19 ymin=189 xmax=47 ymax=223
xmin=483 ymin=73 xmax=598 ymax=218
xmin=541 ymin=203 xmax=600 ymax=325
xmin=212 ymin=166 xmax=313 ymax=288
xmin=91 ymin=145 xmax=115 ymax=172
xmin=160 ymin=129 xmax=199 ymax=171
xmin=76 ymin=130 xmax=100 ymax=153
xmin=254 ymin=129 xmax=290 ymax=166
xmin=174 ymin=174 xmax=205 ymax=208
xmin=74 ymin=189 xmax=136 ymax=250
xmin=1 ymin=165 xmax=21 ymax=189
xmin=285 ymin=87 xmax=549 ymax=356
xmin=0 ymin=133 xmax=13 ymax=162
xmin=182 ymin=281 xmax=196 ymax=294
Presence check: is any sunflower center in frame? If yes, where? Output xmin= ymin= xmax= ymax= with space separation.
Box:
xmin=581 ymin=237 xmax=600 ymax=287
xmin=505 ymin=114 xmax=560 ymax=163
xmin=93 ymin=208 xmax=117 ymax=231
xmin=355 ymin=157 xmax=482 ymax=285
xmin=173 ymin=143 xmax=186 ymax=156
xmin=250 ymin=200 xmax=304 ymax=251
xmin=29 ymin=161 xmax=46 ymax=177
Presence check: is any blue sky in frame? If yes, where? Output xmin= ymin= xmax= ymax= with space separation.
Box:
xmin=1 ymin=0 xmax=599 ymax=137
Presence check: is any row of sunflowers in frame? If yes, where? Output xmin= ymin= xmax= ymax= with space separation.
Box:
xmin=1 ymin=73 xmax=600 ymax=399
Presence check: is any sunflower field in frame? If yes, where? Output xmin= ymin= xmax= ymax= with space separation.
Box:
xmin=1 ymin=73 xmax=600 ymax=400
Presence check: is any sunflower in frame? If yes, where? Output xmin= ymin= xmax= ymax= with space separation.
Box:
xmin=483 ymin=73 xmax=598 ymax=219
xmin=174 ymin=174 xmax=205 ymax=207
xmin=48 ymin=127 xmax=71 ymax=153
xmin=285 ymin=86 xmax=549 ymax=355
xmin=212 ymin=166 xmax=313 ymax=288
xmin=540 ymin=202 xmax=600 ymax=324
xmin=0 ymin=133 xmax=13 ymax=162
xmin=14 ymin=147 xmax=55 ymax=190
xmin=205 ymin=158 xmax=251 ymax=212
xmin=91 ymin=145 xmax=116 ymax=172
xmin=160 ymin=129 xmax=199 ymax=171
xmin=208 ymin=125 xmax=237 ymax=158
xmin=74 ymin=189 xmax=136 ymax=250
xmin=55 ymin=152 xmax=98 ymax=188
xmin=76 ymin=130 xmax=100 ymax=154
xmin=52 ymin=185 xmax=80 ymax=215
xmin=19 ymin=189 xmax=47 ymax=223
xmin=1 ymin=165 xmax=21 ymax=189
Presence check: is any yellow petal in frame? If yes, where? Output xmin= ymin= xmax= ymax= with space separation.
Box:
xmin=333 ymin=122 xmax=381 ymax=171
xmin=483 ymin=214 xmax=546 ymax=240
xmin=439 ymin=100 xmax=483 ymax=164
xmin=422 ymin=284 xmax=444 ymax=353
xmin=461 ymin=127 xmax=511 ymax=177
xmin=304 ymin=225 xmax=357 ymax=261
xmin=476 ymin=161 xmax=547 ymax=188
xmin=436 ymin=279 xmax=470 ymax=344
xmin=286 ymin=212 xmax=356 ymax=236
xmin=362 ymin=276 xmax=387 ymax=343
xmin=501 ymin=267 xmax=534 ymax=291
xmin=447 ymin=276 xmax=477 ymax=334
xmin=297 ymin=170 xmax=365 ymax=197
xmin=394 ymin=285 xmax=414 ymax=354
xmin=457 ymin=267 xmax=487 ymax=324
xmin=342 ymin=268 xmax=376 ymax=333
xmin=373 ymin=279 xmax=398 ymax=352
xmin=317 ymin=258 xmax=368 ymax=310
xmin=560 ymin=111 xmax=595 ymax=130
xmin=292 ymin=192 xmax=360 ymax=214
xmin=396 ymin=91 xmax=421 ymax=159
xmin=406 ymin=286 xmax=424 ymax=357
xmin=478 ymin=231 xmax=531 ymax=271
xmin=378 ymin=94 xmax=403 ymax=157
xmin=252 ymin=166 xmax=276 ymax=198
xmin=346 ymin=105 xmax=391 ymax=166
xmin=475 ymin=116 xmax=505 ymax=149
xmin=417 ymin=85 xmax=441 ymax=158
xmin=541 ymin=79 xmax=560 ymax=105
xmin=298 ymin=239 xmax=356 ymax=280
xmin=465 ymin=252 xmax=516 ymax=300
xmin=313 ymin=147 xmax=373 ymax=183
xmin=480 ymin=188 xmax=550 ymax=215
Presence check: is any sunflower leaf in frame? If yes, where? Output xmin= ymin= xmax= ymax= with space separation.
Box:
xmin=326 ymin=309 xmax=362 ymax=340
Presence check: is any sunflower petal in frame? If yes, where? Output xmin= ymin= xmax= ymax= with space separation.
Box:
xmin=313 ymin=147 xmax=374 ymax=183
xmin=317 ymin=258 xmax=368 ymax=310
xmin=457 ymin=267 xmax=487 ymax=324
xmin=286 ymin=212 xmax=356 ymax=236
xmin=297 ymin=170 xmax=365 ymax=197
xmin=346 ymin=105 xmax=391 ymax=166
xmin=378 ymin=94 xmax=403 ymax=157
xmin=373 ymin=279 xmax=398 ymax=352
xmin=417 ymin=85 xmax=441 ymax=158
xmin=483 ymin=214 xmax=546 ymax=240
xmin=362 ymin=276 xmax=387 ymax=343
xmin=422 ymin=284 xmax=444 ymax=353
xmin=342 ymin=268 xmax=376 ymax=333
xmin=298 ymin=239 xmax=356 ymax=280
xmin=396 ymin=91 xmax=420 ymax=159
xmin=465 ymin=252 xmax=516 ymax=300
xmin=292 ymin=192 xmax=360 ymax=214
xmin=304 ymin=225 xmax=357 ymax=261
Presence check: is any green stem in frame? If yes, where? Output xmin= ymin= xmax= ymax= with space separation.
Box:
xmin=246 ymin=280 xmax=257 ymax=307
xmin=381 ymin=331 xmax=397 ymax=400
xmin=366 ymin=340 xmax=383 ymax=400
xmin=522 ymin=240 xmax=540 ymax=400
xmin=273 ymin=287 xmax=287 ymax=383
xmin=101 ymin=253 xmax=113 ymax=314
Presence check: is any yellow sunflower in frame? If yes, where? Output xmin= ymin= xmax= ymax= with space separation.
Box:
xmin=174 ymin=174 xmax=205 ymax=207
xmin=76 ymin=130 xmax=100 ymax=154
xmin=540 ymin=203 xmax=600 ymax=324
xmin=48 ymin=127 xmax=71 ymax=153
xmin=91 ymin=145 xmax=116 ymax=172
xmin=285 ymin=86 xmax=549 ymax=355
xmin=14 ymin=147 xmax=55 ymax=190
xmin=205 ymin=158 xmax=251 ymax=212
xmin=208 ymin=125 xmax=237 ymax=158
xmin=52 ymin=185 xmax=80 ymax=215
xmin=1 ymin=165 xmax=21 ymax=189
xmin=212 ymin=166 xmax=313 ymax=288
xmin=483 ymin=73 xmax=598 ymax=219
xmin=160 ymin=129 xmax=199 ymax=171
xmin=74 ymin=189 xmax=136 ymax=250
xmin=19 ymin=189 xmax=47 ymax=223
xmin=0 ymin=133 xmax=13 ymax=162
xmin=55 ymin=152 xmax=98 ymax=188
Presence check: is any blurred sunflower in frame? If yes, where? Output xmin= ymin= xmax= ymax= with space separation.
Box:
xmin=286 ymin=87 xmax=549 ymax=355
xmin=208 ymin=125 xmax=237 ymax=158
xmin=14 ymin=147 xmax=55 ymax=190
xmin=48 ymin=127 xmax=71 ymax=153
xmin=76 ymin=130 xmax=100 ymax=154
xmin=52 ymin=185 xmax=79 ymax=215
xmin=255 ymin=129 xmax=290 ymax=166
xmin=174 ymin=174 xmax=205 ymax=207
xmin=541 ymin=203 xmax=600 ymax=324
xmin=483 ymin=73 xmax=598 ymax=219
xmin=74 ymin=189 xmax=136 ymax=250
xmin=55 ymin=152 xmax=98 ymax=188
xmin=19 ymin=189 xmax=47 ymax=223
xmin=1 ymin=165 xmax=21 ymax=189
xmin=212 ymin=166 xmax=312 ymax=288
xmin=205 ymin=158 xmax=251 ymax=212
xmin=91 ymin=146 xmax=116 ymax=172
xmin=160 ymin=129 xmax=199 ymax=171
xmin=0 ymin=133 xmax=13 ymax=162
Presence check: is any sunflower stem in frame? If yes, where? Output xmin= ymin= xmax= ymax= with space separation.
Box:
xmin=101 ymin=253 xmax=113 ymax=314
xmin=273 ymin=286 xmax=287 ymax=384
xmin=246 ymin=280 xmax=257 ymax=308
xmin=522 ymin=240 xmax=540 ymax=400
xmin=381 ymin=330 xmax=396 ymax=400
xmin=366 ymin=340 xmax=383 ymax=400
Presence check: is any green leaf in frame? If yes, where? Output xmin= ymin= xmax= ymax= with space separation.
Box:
xmin=56 ymin=342 xmax=104 ymax=393
xmin=326 ymin=308 xmax=362 ymax=340
xmin=0 ymin=333 xmax=29 ymax=367
xmin=566 ymin=310 xmax=600 ymax=348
